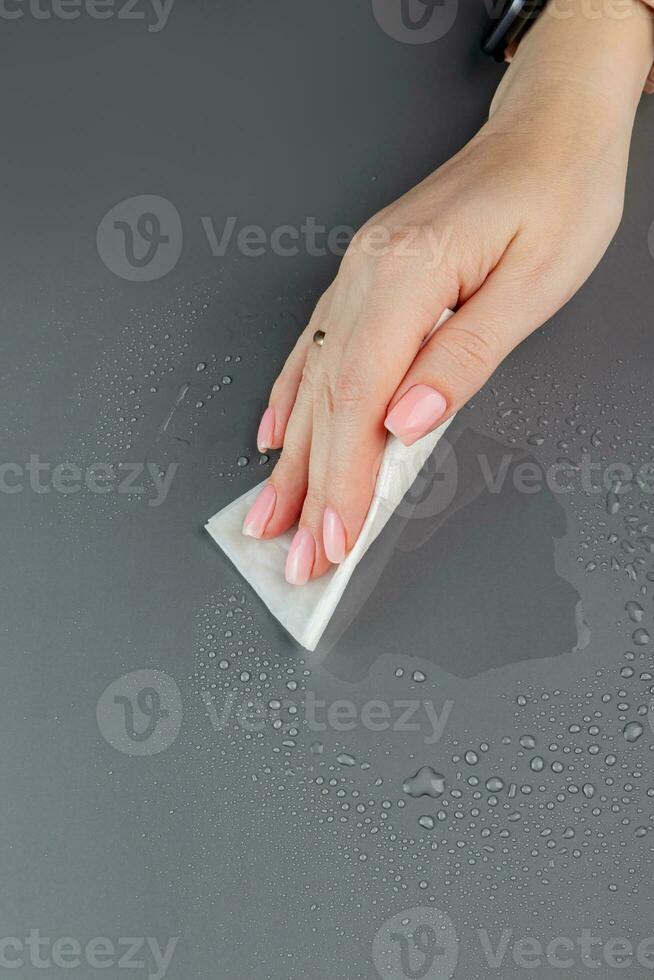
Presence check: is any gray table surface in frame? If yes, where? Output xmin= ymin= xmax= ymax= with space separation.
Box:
xmin=2 ymin=3 xmax=654 ymax=979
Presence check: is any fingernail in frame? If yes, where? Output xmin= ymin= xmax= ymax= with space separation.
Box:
xmin=285 ymin=527 xmax=315 ymax=585
xmin=242 ymin=484 xmax=277 ymax=539
xmin=257 ymin=406 xmax=275 ymax=453
xmin=323 ymin=507 xmax=346 ymax=564
xmin=384 ymin=385 xmax=447 ymax=446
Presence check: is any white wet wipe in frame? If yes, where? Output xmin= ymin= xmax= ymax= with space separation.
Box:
xmin=205 ymin=310 xmax=456 ymax=651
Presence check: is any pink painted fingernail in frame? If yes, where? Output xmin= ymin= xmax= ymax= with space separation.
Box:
xmin=323 ymin=507 xmax=346 ymax=564
xmin=384 ymin=385 xmax=447 ymax=446
xmin=285 ymin=527 xmax=315 ymax=585
xmin=257 ymin=406 xmax=275 ymax=453
xmin=242 ymin=484 xmax=277 ymax=539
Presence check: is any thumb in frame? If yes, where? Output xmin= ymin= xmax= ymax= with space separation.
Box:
xmin=384 ymin=261 xmax=551 ymax=446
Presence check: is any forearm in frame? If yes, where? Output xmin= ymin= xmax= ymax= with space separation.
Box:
xmin=490 ymin=0 xmax=654 ymax=134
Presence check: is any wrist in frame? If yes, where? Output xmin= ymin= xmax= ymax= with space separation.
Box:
xmin=490 ymin=0 xmax=654 ymax=132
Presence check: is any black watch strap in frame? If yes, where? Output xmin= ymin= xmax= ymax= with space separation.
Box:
xmin=482 ymin=0 xmax=547 ymax=61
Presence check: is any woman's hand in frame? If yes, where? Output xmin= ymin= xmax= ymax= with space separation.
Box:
xmin=242 ymin=0 xmax=654 ymax=585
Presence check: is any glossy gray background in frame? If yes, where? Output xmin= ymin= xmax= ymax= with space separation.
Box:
xmin=1 ymin=3 xmax=654 ymax=979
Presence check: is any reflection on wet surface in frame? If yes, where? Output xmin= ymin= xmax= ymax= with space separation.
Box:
xmin=319 ymin=428 xmax=581 ymax=679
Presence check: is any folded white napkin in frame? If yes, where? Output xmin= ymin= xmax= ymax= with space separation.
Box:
xmin=205 ymin=311 xmax=455 ymax=651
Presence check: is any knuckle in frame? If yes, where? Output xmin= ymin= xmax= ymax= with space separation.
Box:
xmin=347 ymin=222 xmax=416 ymax=266
xmin=373 ymin=230 xmax=413 ymax=268
xmin=436 ymin=325 xmax=502 ymax=380
xmin=517 ymin=258 xmax=549 ymax=292
xmin=329 ymin=367 xmax=367 ymax=411
xmin=386 ymin=227 xmax=419 ymax=254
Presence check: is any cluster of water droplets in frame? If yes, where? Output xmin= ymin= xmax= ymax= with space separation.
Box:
xmin=71 ymin=288 xmax=320 ymax=510
xmin=476 ymin=363 xmax=654 ymax=584
xmin=178 ymin=343 xmax=654 ymax=932
xmin=79 ymin=294 xmax=210 ymax=459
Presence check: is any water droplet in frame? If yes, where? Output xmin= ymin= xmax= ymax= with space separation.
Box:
xmin=418 ymin=815 xmax=435 ymax=831
xmin=403 ymin=767 xmax=446 ymax=799
xmin=530 ymin=756 xmax=545 ymax=772
xmin=623 ymin=721 xmax=644 ymax=742
xmin=520 ymin=735 xmax=537 ymax=749
xmin=336 ymin=753 xmax=356 ymax=767
xmin=485 ymin=777 xmax=504 ymax=793
xmin=606 ymin=492 xmax=620 ymax=515
xmin=626 ymin=600 xmax=645 ymax=623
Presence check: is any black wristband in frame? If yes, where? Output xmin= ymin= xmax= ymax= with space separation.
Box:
xmin=482 ymin=0 xmax=547 ymax=61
